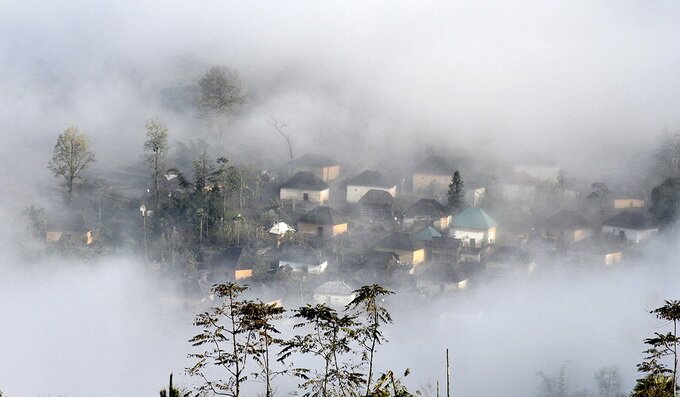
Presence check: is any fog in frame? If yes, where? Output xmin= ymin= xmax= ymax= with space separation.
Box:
xmin=3 ymin=1 xmax=680 ymax=396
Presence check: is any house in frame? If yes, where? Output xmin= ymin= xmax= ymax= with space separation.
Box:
xmin=427 ymin=236 xmax=462 ymax=263
xmin=290 ymin=153 xmax=341 ymax=182
xmin=501 ymin=174 xmax=538 ymax=204
xmin=602 ymin=211 xmax=658 ymax=243
xmin=566 ymin=236 xmax=623 ymax=266
xmin=485 ymin=245 xmax=536 ymax=274
xmin=412 ymin=226 xmax=442 ymax=242
xmin=358 ymin=189 xmax=396 ymax=221
xmin=279 ymin=247 xmax=328 ymax=274
xmin=451 ymin=208 xmax=498 ymax=246
xmin=415 ymin=262 xmax=468 ymax=295
xmin=46 ymin=229 xmax=94 ymax=245
xmin=234 ymin=252 xmax=257 ymax=280
xmin=269 ymin=221 xmax=295 ymax=247
xmin=373 ymin=232 xmax=426 ymax=265
xmin=201 ymin=247 xmax=245 ymax=282
xmin=346 ymin=171 xmax=396 ymax=203
xmin=460 ymin=246 xmax=482 ymax=263
xmin=541 ymin=209 xmax=594 ymax=244
xmin=297 ymin=206 xmax=348 ymax=237
xmin=279 ymin=171 xmax=330 ymax=204
xmin=513 ymin=161 xmax=560 ymax=184
xmin=403 ymin=199 xmax=452 ymax=231
xmin=313 ymin=281 xmax=357 ymax=307
xmin=412 ymin=156 xmax=453 ymax=193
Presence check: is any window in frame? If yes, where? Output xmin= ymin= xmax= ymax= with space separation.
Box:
xmin=303 ymin=193 xmax=309 ymax=201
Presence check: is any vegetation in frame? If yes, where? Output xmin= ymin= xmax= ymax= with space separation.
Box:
xmin=47 ymin=126 xmax=96 ymax=203
xmin=144 ymin=118 xmax=169 ymax=211
xmin=447 ymin=170 xmax=465 ymax=213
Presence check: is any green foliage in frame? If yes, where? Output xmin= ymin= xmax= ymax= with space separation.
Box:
xmin=633 ymin=300 xmax=680 ymax=397
xmin=447 ymin=170 xmax=465 ymax=213
xmin=346 ymin=285 xmax=396 ymax=396
xmin=47 ymin=126 xmax=96 ymax=202
xmin=198 ymin=66 xmax=245 ymax=117
xmin=279 ymin=304 xmax=364 ymax=396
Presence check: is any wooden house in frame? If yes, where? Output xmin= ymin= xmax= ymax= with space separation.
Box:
xmin=373 ymin=232 xmax=426 ymax=265
xmin=358 ymin=189 xmax=396 ymax=221
xmin=297 ymin=206 xmax=348 ymax=237
xmin=412 ymin=156 xmax=454 ymax=193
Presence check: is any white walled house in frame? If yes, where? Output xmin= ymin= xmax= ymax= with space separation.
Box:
xmin=452 ymin=208 xmax=498 ymax=247
xmin=280 ymin=171 xmax=330 ymax=204
xmin=346 ymin=170 xmax=396 ymax=203
xmin=602 ymin=211 xmax=658 ymax=243
xmin=313 ymin=281 xmax=356 ymax=307
xmin=513 ymin=162 xmax=560 ymax=184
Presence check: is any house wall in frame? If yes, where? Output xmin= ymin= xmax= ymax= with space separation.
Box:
xmin=602 ymin=225 xmax=658 ymax=243
xmin=297 ymin=222 xmax=348 ymax=237
xmin=235 ymin=269 xmax=253 ymax=280
xmin=279 ymin=260 xmax=328 ymax=274
xmin=613 ymin=199 xmax=645 ymax=209
xmin=313 ymin=292 xmax=356 ymax=307
xmin=413 ymin=173 xmax=449 ymax=192
xmin=513 ymin=165 xmax=560 ymax=183
xmin=280 ymin=188 xmax=329 ymax=204
xmin=373 ymin=247 xmax=425 ymax=265
xmin=543 ymin=228 xmax=593 ymax=243
xmin=292 ymin=165 xmax=340 ymax=182
xmin=453 ymin=227 xmax=494 ymax=246
xmin=501 ymin=183 xmax=537 ymax=203
xmin=347 ymin=185 xmax=396 ymax=203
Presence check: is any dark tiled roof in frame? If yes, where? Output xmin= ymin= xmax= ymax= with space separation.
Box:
xmin=298 ymin=206 xmax=346 ymax=225
xmin=405 ymin=199 xmax=448 ymax=218
xmin=348 ymin=170 xmax=393 ymax=188
xmin=359 ymin=189 xmax=395 ymax=205
xmin=374 ymin=232 xmax=425 ymax=252
xmin=290 ymin=153 xmax=338 ymax=167
xmin=414 ymin=156 xmax=453 ymax=175
xmin=281 ymin=171 xmax=329 ymax=191
xmin=543 ymin=209 xmax=592 ymax=229
xmin=603 ymin=211 xmax=657 ymax=230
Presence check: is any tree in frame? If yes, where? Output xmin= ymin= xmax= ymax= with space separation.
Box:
xmin=144 ymin=119 xmax=169 ymax=211
xmin=159 ymin=373 xmax=188 ymax=397
xmin=633 ymin=300 xmax=680 ymax=397
xmin=447 ymin=170 xmax=465 ymax=213
xmin=593 ymin=366 xmax=621 ymax=397
xmin=655 ymin=132 xmax=680 ymax=179
xmin=47 ymin=126 xmax=96 ymax=203
xmin=586 ymin=182 xmax=611 ymax=211
xmin=346 ymin=284 xmax=395 ymax=396
xmin=187 ymin=283 xmax=252 ymax=397
xmin=650 ymin=178 xmax=680 ymax=227
xmin=198 ymin=66 xmax=245 ymax=145
xmin=268 ymin=116 xmax=293 ymax=163
xmin=279 ymin=304 xmax=364 ymax=396
xmin=241 ymin=301 xmax=286 ymax=397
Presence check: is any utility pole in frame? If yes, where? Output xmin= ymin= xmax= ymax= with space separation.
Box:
xmin=446 ymin=348 xmax=451 ymax=397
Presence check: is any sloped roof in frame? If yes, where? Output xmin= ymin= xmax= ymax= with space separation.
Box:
xmin=359 ymin=189 xmax=395 ymax=205
xmin=568 ymin=236 xmax=623 ymax=255
xmin=603 ymin=211 xmax=658 ymax=230
xmin=414 ymin=156 xmax=453 ymax=175
xmin=412 ymin=226 xmax=442 ymax=242
xmin=453 ymin=208 xmax=498 ymax=229
xmin=291 ymin=153 xmax=339 ymax=167
xmin=374 ymin=232 xmax=425 ymax=252
xmin=543 ymin=209 xmax=592 ymax=229
xmin=348 ymin=170 xmax=393 ymax=188
xmin=298 ymin=206 xmax=346 ymax=225
xmin=269 ymin=221 xmax=295 ymax=235
xmin=404 ymin=198 xmax=448 ymax=218
xmin=281 ymin=171 xmax=329 ymax=191
xmin=314 ymin=280 xmax=355 ymax=296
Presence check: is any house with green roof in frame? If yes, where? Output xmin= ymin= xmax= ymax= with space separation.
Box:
xmin=451 ymin=207 xmax=498 ymax=247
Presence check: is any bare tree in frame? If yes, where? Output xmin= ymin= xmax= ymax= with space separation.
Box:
xmin=144 ymin=119 xmax=169 ymax=210
xmin=48 ymin=126 xmax=96 ymax=203
xmin=655 ymin=132 xmax=680 ymax=179
xmin=268 ymin=116 xmax=293 ymax=163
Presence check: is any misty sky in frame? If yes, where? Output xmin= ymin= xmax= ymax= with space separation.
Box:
xmin=2 ymin=1 xmax=680 ymax=396
xmin=2 ymin=1 xmax=680 ymax=183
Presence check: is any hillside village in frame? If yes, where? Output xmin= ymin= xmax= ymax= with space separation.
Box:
xmin=28 ymin=136 xmax=673 ymax=312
